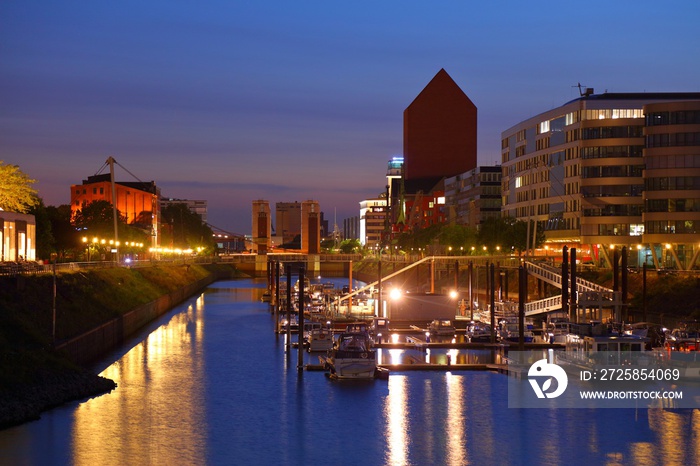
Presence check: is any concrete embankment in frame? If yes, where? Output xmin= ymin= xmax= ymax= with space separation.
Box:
xmin=55 ymin=274 xmax=217 ymax=366
xmin=0 ymin=262 xmax=245 ymax=429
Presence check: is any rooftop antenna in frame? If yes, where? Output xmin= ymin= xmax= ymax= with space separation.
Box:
xmin=573 ymin=83 xmax=594 ymax=97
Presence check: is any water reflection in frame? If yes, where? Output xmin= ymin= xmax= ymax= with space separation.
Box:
xmin=445 ymin=372 xmax=466 ymax=465
xmin=72 ymin=294 xmax=206 ymax=466
xmin=2 ymin=278 xmax=700 ymax=465
xmin=385 ymin=375 xmax=409 ymax=465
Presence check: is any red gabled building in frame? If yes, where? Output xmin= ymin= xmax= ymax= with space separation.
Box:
xmin=403 ymin=69 xmax=478 ymax=182
xmin=389 ymin=69 xmax=476 ymax=236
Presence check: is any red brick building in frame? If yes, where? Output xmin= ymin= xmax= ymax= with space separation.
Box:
xmin=70 ymin=174 xmax=160 ymax=243
xmin=403 ymin=69 xmax=478 ymax=181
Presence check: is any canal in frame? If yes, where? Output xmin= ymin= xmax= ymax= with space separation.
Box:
xmin=0 ymin=278 xmax=698 ymax=465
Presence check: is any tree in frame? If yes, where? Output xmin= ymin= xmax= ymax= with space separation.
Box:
xmin=0 ymin=161 xmax=39 ymax=213
xmin=29 ymin=199 xmax=54 ymax=260
xmin=47 ymin=205 xmax=77 ymax=260
xmin=338 ymin=239 xmax=361 ymax=254
xmin=160 ymin=203 xmax=215 ymax=251
xmin=72 ymin=200 xmax=127 ymax=238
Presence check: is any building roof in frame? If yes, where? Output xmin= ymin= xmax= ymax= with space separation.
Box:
xmin=80 ymin=174 xmax=158 ymax=195
xmin=563 ymin=92 xmax=700 ymax=106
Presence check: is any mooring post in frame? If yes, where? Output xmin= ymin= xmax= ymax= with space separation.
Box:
xmin=454 ymin=260 xmax=459 ymax=291
xmin=377 ymin=259 xmax=382 ymax=317
xmin=286 ymin=264 xmax=292 ymax=353
xmin=518 ymin=265 xmax=526 ymax=351
xmin=298 ymin=266 xmax=305 ymax=372
xmin=274 ymin=261 xmax=280 ymax=328
xmin=621 ymin=246 xmax=628 ymax=321
xmin=490 ymin=263 xmax=496 ymax=344
xmin=642 ymin=262 xmax=647 ymax=322
xmin=570 ymin=248 xmax=577 ymax=323
xmin=562 ymin=246 xmax=569 ymax=322
xmin=468 ymin=261 xmax=473 ymax=320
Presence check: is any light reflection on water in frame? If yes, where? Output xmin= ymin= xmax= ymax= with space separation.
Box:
xmin=0 ymin=278 xmax=699 ymax=465
xmin=72 ymin=295 xmax=207 ymax=466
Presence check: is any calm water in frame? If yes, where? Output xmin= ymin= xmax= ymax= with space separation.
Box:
xmin=1 ymin=278 xmax=699 ymax=466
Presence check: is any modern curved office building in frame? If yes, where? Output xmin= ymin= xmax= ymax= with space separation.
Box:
xmin=501 ymin=91 xmax=700 ymax=270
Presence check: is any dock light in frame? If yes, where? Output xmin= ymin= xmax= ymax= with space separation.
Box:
xmin=449 ymin=290 xmax=458 ymax=299
xmin=389 ymin=288 xmax=402 ymax=300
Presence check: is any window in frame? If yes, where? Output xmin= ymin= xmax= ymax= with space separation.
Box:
xmin=583 ymin=109 xmax=644 ymax=120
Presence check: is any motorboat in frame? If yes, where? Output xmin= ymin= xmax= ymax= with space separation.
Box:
xmin=307 ymin=325 xmax=334 ymax=352
xmin=325 ymin=324 xmax=377 ymax=379
xmin=429 ymin=319 xmax=456 ymax=336
xmin=555 ymin=328 xmax=651 ymax=372
xmin=466 ymin=322 xmax=494 ymax=343
xmin=666 ymin=328 xmax=700 ymax=351
xmin=279 ymin=314 xmax=299 ymax=332
xmin=499 ymin=317 xmax=534 ymax=343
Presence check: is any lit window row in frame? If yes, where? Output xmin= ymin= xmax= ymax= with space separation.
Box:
xmin=582 ymin=109 xmax=644 ymax=120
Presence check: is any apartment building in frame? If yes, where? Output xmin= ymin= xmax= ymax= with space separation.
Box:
xmin=501 ymin=91 xmax=700 ymax=269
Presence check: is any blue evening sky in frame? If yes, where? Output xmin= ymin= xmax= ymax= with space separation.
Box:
xmin=2 ymin=1 xmax=699 ymax=234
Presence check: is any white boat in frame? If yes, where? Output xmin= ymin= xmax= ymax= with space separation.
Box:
xmin=466 ymin=322 xmax=493 ymax=343
xmin=555 ymin=330 xmax=652 ymax=372
xmin=307 ymin=326 xmax=334 ymax=352
xmin=429 ymin=319 xmax=456 ymax=336
xmin=499 ymin=317 xmax=534 ymax=343
xmin=279 ymin=314 xmax=299 ymax=332
xmin=326 ymin=324 xmax=377 ymax=379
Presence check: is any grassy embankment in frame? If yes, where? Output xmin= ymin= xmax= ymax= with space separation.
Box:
xmin=0 ymin=262 xmax=246 ymax=429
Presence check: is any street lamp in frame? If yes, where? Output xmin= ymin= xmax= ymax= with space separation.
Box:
xmin=82 ymin=237 xmax=89 ymax=262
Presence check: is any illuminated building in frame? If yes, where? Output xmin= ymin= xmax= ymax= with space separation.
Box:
xmin=0 ymin=210 xmax=36 ymax=261
xmin=70 ymin=174 xmax=160 ymax=247
xmin=501 ymin=90 xmax=700 ymax=269
xmin=444 ymin=166 xmax=502 ymax=228
xmin=360 ymin=197 xmax=388 ymax=247
xmin=643 ymin=100 xmax=700 ymax=269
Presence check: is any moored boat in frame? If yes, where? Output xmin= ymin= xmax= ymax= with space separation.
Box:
xmin=325 ymin=324 xmax=377 ymax=379
xmin=307 ymin=325 xmax=334 ymax=352
xmin=429 ymin=319 xmax=456 ymax=336
xmin=466 ymin=322 xmax=494 ymax=343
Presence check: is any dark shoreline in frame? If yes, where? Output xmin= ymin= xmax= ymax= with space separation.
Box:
xmin=1 ymin=367 xmax=116 ymax=430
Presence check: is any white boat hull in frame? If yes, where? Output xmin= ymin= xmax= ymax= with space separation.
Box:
xmin=332 ymin=357 xmax=376 ymax=379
